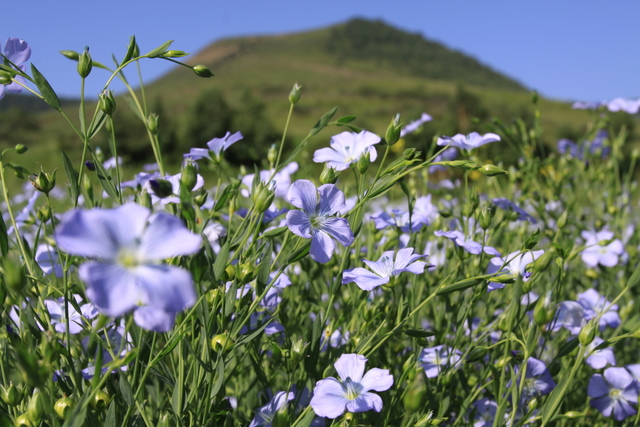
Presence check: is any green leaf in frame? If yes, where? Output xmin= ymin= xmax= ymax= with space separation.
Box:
xmin=122 ymin=35 xmax=137 ymax=64
xmin=261 ymin=226 xmax=287 ymax=238
xmin=309 ymin=106 xmax=338 ymax=136
xmin=145 ymin=40 xmax=173 ymax=58
xmin=171 ymin=375 xmax=182 ymax=416
xmin=256 ymin=243 xmax=272 ymax=293
xmin=87 ymin=109 xmax=108 ymax=139
xmin=30 ymin=64 xmax=61 ymax=110
xmin=61 ymin=150 xmax=79 ymax=202
xmin=336 ymin=115 xmax=356 ymax=124
xmin=119 ymin=374 xmax=133 ymax=406
xmin=105 ymin=400 xmax=117 ymax=427
xmin=626 ymin=259 xmax=640 ymax=289
xmin=0 ymin=213 xmax=7 ymax=257
xmin=435 ymin=278 xmax=485 ymax=296
xmin=402 ymin=328 xmax=435 ymax=338
xmin=554 ymin=337 xmax=579 ymax=360
xmin=92 ymin=155 xmax=120 ymax=201
xmin=287 ymin=242 xmax=310 ymax=263
xmin=213 ymin=242 xmax=230 ymax=282
xmin=210 ymin=358 xmax=225 ymax=398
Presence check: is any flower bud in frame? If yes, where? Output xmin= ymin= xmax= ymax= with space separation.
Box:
xmin=267 ymin=144 xmax=278 ymax=164
xmin=60 ymin=50 xmax=80 ymax=60
xmin=289 ymin=82 xmax=302 ymax=105
xmin=149 ymin=179 xmax=174 ymax=198
xmin=479 ymin=205 xmax=495 ymax=230
xmin=4 ymin=258 xmax=26 ymax=291
xmin=84 ymin=161 xmax=96 ymax=171
xmin=0 ymin=71 xmax=14 ymax=85
xmin=385 ymin=114 xmax=402 ymax=146
xmin=253 ymin=182 xmax=276 ymax=213
xmin=147 ymin=113 xmax=159 ymax=135
xmin=533 ymin=292 xmax=554 ymax=326
xmin=210 ymin=333 xmax=233 ymax=353
xmin=14 ymin=414 xmax=33 ymax=427
xmin=194 ymin=189 xmax=208 ymax=208
xmin=556 ymin=210 xmax=568 ymax=229
xmin=466 ymin=346 xmax=488 ymax=363
xmin=290 ymin=339 xmax=308 ymax=366
xmin=579 ymin=320 xmax=597 ymax=346
xmin=562 ymin=411 xmax=584 ymax=419
xmin=27 ymin=389 xmax=46 ymax=421
xmin=91 ymin=390 xmax=110 ymax=411
xmin=29 ymin=168 xmax=57 ymax=195
xmin=181 ymin=161 xmax=198 ymax=191
xmin=162 ymin=50 xmax=188 ymax=58
xmin=136 ymin=189 xmax=152 ymax=209
xmin=357 ymin=151 xmax=370 ymax=174
xmin=224 ymin=264 xmax=236 ymax=281
xmin=478 ymin=164 xmax=508 ymax=176
xmin=192 ymin=64 xmax=214 ymax=78
xmin=1 ymin=382 xmax=21 ymax=406
xmin=319 ymin=164 xmax=339 ymax=185
xmin=98 ymin=90 xmax=116 ymax=116
xmin=402 ymin=369 xmax=427 ymax=412
xmin=54 ymin=396 xmax=75 ymax=420
xmin=236 ymin=263 xmax=256 ymax=283
xmin=403 ymin=148 xmax=418 ymax=160
xmin=14 ymin=144 xmax=27 ymax=154
xmin=77 ymin=48 xmax=93 ymax=78
xmin=531 ymin=249 xmax=554 ymax=273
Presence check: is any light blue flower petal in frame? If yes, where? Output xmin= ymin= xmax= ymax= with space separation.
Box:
xmin=286 ymin=210 xmax=312 ymax=238
xmin=139 ymin=212 xmax=202 ymax=260
xmin=4 ymin=38 xmax=31 ymax=65
xmin=318 ymin=217 xmax=354 ymax=247
xmin=343 ymin=268 xmax=389 ymax=291
xmin=135 ymin=264 xmax=196 ymax=313
xmin=334 ymin=353 xmax=367 ymax=383
xmin=310 ymin=377 xmax=348 ymax=419
xmin=310 ymin=230 xmax=335 ymax=264
xmin=360 ymin=368 xmax=394 ymax=392
xmin=56 ymin=203 xmax=150 ymax=259
xmin=317 ymin=184 xmax=346 ymax=216
xmin=288 ymin=179 xmax=318 ymax=213
xmin=345 ymin=392 xmax=383 ymax=413
xmin=81 ymin=262 xmax=141 ymax=317
xmin=133 ymin=306 xmax=176 ymax=332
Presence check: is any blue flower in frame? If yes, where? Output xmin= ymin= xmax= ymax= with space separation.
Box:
xmin=184 ymin=131 xmax=243 ymax=163
xmin=586 ymin=337 xmax=616 ymax=369
xmin=419 ymin=345 xmax=462 ymax=378
xmin=589 ymin=367 xmax=639 ymax=421
xmin=310 ymin=353 xmax=393 ymax=419
xmin=577 ymin=289 xmax=621 ymax=331
xmin=519 ymin=357 xmax=556 ymax=399
xmin=580 ymin=229 xmax=625 ymax=268
xmin=55 ymin=203 xmax=202 ymax=332
xmin=342 ymin=248 xmax=429 ymax=291
xmin=43 ymin=295 xmax=98 ymax=334
xmin=285 ymin=179 xmax=354 ymax=263
xmin=436 ymin=132 xmax=500 ymax=150
xmin=249 ymin=391 xmax=295 ymax=427
xmin=313 ymin=131 xmax=380 ymax=171
xmin=435 ymin=230 xmax=501 ymax=257
xmin=400 ymin=112 xmax=432 ymax=137
xmin=0 ymin=38 xmax=31 ymax=100
xmin=492 ymin=198 xmax=537 ymax=224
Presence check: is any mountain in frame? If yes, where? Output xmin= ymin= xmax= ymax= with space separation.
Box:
xmin=4 ymin=18 xmax=612 ymax=167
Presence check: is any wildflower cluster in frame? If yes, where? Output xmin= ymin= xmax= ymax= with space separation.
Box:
xmin=0 ymin=36 xmax=639 ymax=427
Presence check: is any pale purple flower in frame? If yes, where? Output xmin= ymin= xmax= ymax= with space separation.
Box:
xmin=285 ymin=180 xmax=354 ymax=264
xmin=550 ymin=301 xmax=585 ymax=334
xmin=44 ymin=295 xmax=98 ymax=334
xmin=419 ymin=345 xmax=462 ymax=378
xmin=121 ymin=171 xmax=161 ymax=190
xmin=400 ymin=112 xmax=432 ymax=137
xmin=249 ymin=391 xmax=295 ymax=427
xmin=581 ymin=229 xmax=624 ymax=268
xmin=371 ymin=209 xmax=425 ymax=233
xmin=606 ymin=98 xmax=640 ymax=114
xmin=0 ymin=38 xmax=31 ymax=100
xmin=184 ymin=131 xmax=243 ymax=162
xmin=242 ymin=162 xmax=299 ymax=199
xmin=55 ymin=203 xmax=202 ymax=332
xmin=313 ymin=131 xmax=380 ymax=171
xmin=519 ymin=357 xmax=556 ymax=399
xmin=468 ymin=398 xmax=499 ymax=427
xmin=492 ymin=198 xmax=536 ymax=224
xmin=572 ymin=101 xmax=604 ymax=110
xmin=589 ymin=367 xmax=639 ymax=421
xmin=586 ymin=337 xmax=616 ymax=369
xmin=144 ymin=172 xmax=205 ymax=205
xmin=310 ymin=353 xmax=393 ymax=419
xmin=429 ymin=147 xmax=458 ymax=173
xmin=436 ymin=132 xmax=500 ymax=150
xmin=80 ymin=320 xmax=132 ymax=379
xmin=578 ymin=289 xmax=621 ymax=331
xmin=487 ymin=250 xmax=544 ymax=290
xmin=435 ymin=230 xmax=501 ymax=257
xmin=342 ymin=248 xmax=429 ymax=291
xmin=35 ymin=244 xmax=64 ymax=277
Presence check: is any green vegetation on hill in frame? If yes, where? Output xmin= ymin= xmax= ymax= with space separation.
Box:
xmin=0 ymin=18 xmax=637 ymax=173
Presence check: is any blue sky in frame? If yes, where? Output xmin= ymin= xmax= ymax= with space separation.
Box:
xmin=5 ymin=1 xmax=640 ymax=102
